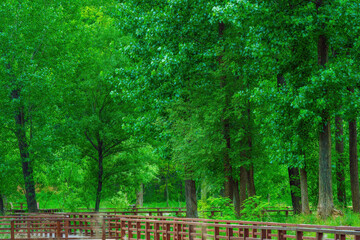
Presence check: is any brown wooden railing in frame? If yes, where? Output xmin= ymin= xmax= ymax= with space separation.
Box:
xmin=1 ymin=214 xmax=360 ymax=240
xmin=0 ymin=215 xmax=360 ymax=240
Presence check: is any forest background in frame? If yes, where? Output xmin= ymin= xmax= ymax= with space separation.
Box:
xmin=1 ymin=0 xmax=360 ymax=222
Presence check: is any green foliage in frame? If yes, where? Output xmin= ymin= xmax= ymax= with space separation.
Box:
xmin=199 ymin=197 xmax=236 ymax=220
xmin=240 ymin=196 xmax=270 ymax=221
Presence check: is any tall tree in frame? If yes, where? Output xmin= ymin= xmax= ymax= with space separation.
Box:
xmin=348 ymin=88 xmax=360 ymax=213
xmin=316 ymin=0 xmax=334 ymax=218
xmin=335 ymin=116 xmax=346 ymax=207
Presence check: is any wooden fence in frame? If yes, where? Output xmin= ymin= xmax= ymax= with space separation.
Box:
xmin=1 ymin=214 xmax=360 ymax=240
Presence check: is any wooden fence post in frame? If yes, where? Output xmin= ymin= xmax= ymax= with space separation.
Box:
xmin=261 ymin=229 xmax=267 ymax=240
xmin=56 ymin=220 xmax=61 ymax=240
xmin=65 ymin=219 xmax=69 ymax=240
xmin=137 ymin=221 xmax=142 ymax=239
xmin=244 ymin=228 xmax=249 ymax=240
xmin=128 ymin=220 xmax=133 ymax=239
xmin=252 ymin=225 xmax=258 ymax=238
xmin=102 ymin=218 xmax=106 ymax=240
xmin=201 ymin=224 xmax=207 ymax=240
xmin=11 ymin=221 xmax=15 ymax=240
xmin=155 ymin=222 xmax=160 ymax=240
xmin=296 ymin=231 xmax=303 ymax=240
xmin=27 ymin=220 xmax=31 ymax=239
xmin=120 ymin=219 xmax=126 ymax=240
xmin=277 ymin=230 xmax=285 ymax=240
xmin=165 ymin=223 xmax=171 ymax=240
xmin=214 ymin=226 xmax=220 ymax=240
xmin=189 ymin=224 xmax=195 ymax=240
xmin=227 ymin=227 xmax=233 ymax=240
xmin=145 ymin=221 xmax=151 ymax=239
xmin=175 ymin=223 xmax=181 ymax=240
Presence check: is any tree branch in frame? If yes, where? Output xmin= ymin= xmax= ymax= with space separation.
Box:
xmin=84 ymin=131 xmax=98 ymax=151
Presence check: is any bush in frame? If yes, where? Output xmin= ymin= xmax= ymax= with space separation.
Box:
xmin=240 ymin=196 xmax=269 ymax=221
xmin=198 ymin=197 xmax=236 ymax=219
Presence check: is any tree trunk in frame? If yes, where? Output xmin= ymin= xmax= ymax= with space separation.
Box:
xmin=318 ymin=117 xmax=334 ymax=218
xmin=165 ymin=159 xmax=170 ymax=207
xmin=288 ymin=167 xmax=301 ymax=214
xmin=185 ymin=179 xmax=198 ymax=218
xmin=247 ymin=165 xmax=256 ymax=197
xmin=0 ymin=194 xmax=4 ymax=215
xmin=316 ymin=10 xmax=334 ymax=216
xmin=239 ymin=166 xmax=247 ymax=207
xmin=299 ymin=167 xmax=310 ymax=214
xmin=201 ymin=179 xmax=207 ymax=201
xmin=233 ymin=181 xmax=240 ymax=218
xmin=335 ymin=116 xmax=346 ymax=207
xmin=12 ymin=89 xmax=38 ymax=213
xmin=349 ymin=119 xmax=360 ymax=213
xmin=95 ymin=147 xmax=103 ymax=212
xmin=218 ymin=21 xmax=234 ymax=201
xmin=136 ymin=183 xmax=144 ymax=207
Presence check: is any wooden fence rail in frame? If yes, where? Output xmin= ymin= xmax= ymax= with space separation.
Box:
xmin=1 ymin=214 xmax=360 ymax=240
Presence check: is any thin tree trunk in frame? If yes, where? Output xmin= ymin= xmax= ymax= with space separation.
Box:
xmin=247 ymin=165 xmax=256 ymax=197
xmin=165 ymin=159 xmax=170 ymax=207
xmin=335 ymin=116 xmax=346 ymax=207
xmin=201 ymin=179 xmax=207 ymax=201
xmin=0 ymin=194 xmax=4 ymax=215
xmin=218 ymin=21 xmax=234 ymax=201
xmin=136 ymin=183 xmax=144 ymax=207
xmin=299 ymin=167 xmax=310 ymax=214
xmin=239 ymin=166 xmax=247 ymax=206
xmin=233 ymin=181 xmax=240 ymax=218
xmin=95 ymin=147 xmax=103 ymax=212
xmin=12 ymin=89 xmax=38 ymax=213
xmin=318 ymin=116 xmax=334 ymax=218
xmin=288 ymin=167 xmax=301 ymax=214
xmin=349 ymin=118 xmax=360 ymax=213
xmin=185 ymin=179 xmax=198 ymax=218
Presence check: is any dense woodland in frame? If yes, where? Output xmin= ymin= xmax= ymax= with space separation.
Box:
xmin=1 ymin=0 xmax=360 ymax=220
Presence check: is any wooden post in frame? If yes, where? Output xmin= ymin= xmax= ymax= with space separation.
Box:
xmin=57 ymin=220 xmax=61 ymax=240
xmin=137 ymin=222 xmax=142 ymax=239
xmin=261 ymin=229 xmax=266 ymax=240
xmin=65 ymin=219 xmax=69 ymax=240
xmin=267 ymin=229 xmax=272 ymax=239
xmin=102 ymin=218 xmax=106 ymax=240
xmin=227 ymin=227 xmax=233 ymax=240
xmin=316 ymin=232 xmax=323 ymax=240
xmin=201 ymin=224 xmax=207 ymax=240
xmin=27 ymin=220 xmax=31 ymax=239
xmin=128 ymin=220 xmax=133 ymax=239
xmin=296 ymin=231 xmax=303 ymax=240
xmin=79 ymin=214 xmax=83 ymax=234
xmin=214 ymin=226 xmax=220 ymax=240
xmin=155 ymin=222 xmax=160 ymax=240
xmin=11 ymin=221 xmax=15 ymax=240
xmin=189 ymin=224 xmax=195 ymax=240
xmin=277 ymin=230 xmax=285 ymax=240
xmin=252 ymin=225 xmax=258 ymax=238
xmin=120 ymin=220 xmax=126 ymax=240
xmin=176 ymin=223 xmax=181 ymax=240
xmin=108 ymin=219 xmax=113 ymax=237
xmin=145 ymin=222 xmax=151 ymax=239
xmin=166 ymin=223 xmax=171 ymax=240
xmin=244 ymin=228 xmax=249 ymax=240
